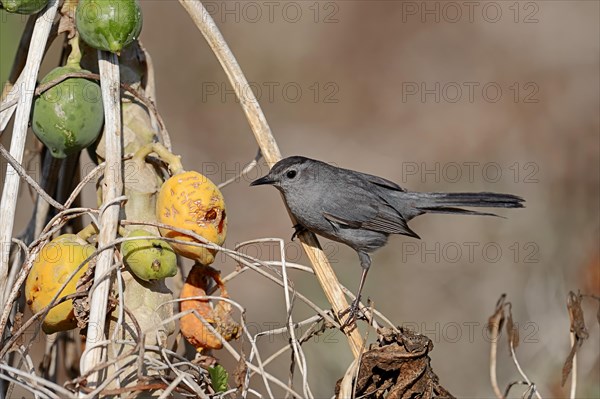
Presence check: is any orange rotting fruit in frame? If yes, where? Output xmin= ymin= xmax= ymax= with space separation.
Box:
xmin=179 ymin=266 xmax=240 ymax=351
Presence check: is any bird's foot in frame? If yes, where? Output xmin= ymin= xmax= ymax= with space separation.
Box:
xmin=291 ymin=224 xmax=307 ymax=241
xmin=338 ymin=296 xmax=363 ymax=330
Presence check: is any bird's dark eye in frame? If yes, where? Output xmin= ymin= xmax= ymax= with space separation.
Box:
xmin=286 ymin=170 xmax=297 ymax=179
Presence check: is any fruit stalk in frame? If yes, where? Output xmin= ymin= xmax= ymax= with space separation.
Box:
xmin=133 ymin=142 xmax=183 ymax=175
xmin=66 ymin=33 xmax=82 ymax=67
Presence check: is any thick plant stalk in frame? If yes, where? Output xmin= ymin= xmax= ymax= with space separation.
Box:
xmin=79 ymin=51 xmax=122 ymax=390
xmin=177 ymin=0 xmax=364 ymax=358
xmin=0 ymin=0 xmax=58 ymax=308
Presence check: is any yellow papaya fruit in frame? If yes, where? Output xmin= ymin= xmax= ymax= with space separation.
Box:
xmin=25 ymin=234 xmax=94 ymax=334
xmin=156 ymin=171 xmax=227 ymax=265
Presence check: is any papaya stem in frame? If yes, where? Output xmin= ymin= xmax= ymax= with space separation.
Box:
xmin=77 ymin=223 xmax=98 ymax=241
xmin=66 ymin=34 xmax=82 ymax=67
xmin=118 ymin=227 xmax=129 ymax=237
xmin=133 ymin=143 xmax=184 ymax=175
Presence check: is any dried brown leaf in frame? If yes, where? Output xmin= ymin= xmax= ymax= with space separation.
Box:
xmin=234 ymin=356 xmax=248 ymax=390
xmin=488 ymin=294 xmax=506 ymax=335
xmin=567 ymin=291 xmax=589 ymax=339
xmin=73 ymin=262 xmax=96 ymax=329
xmin=336 ymin=327 xmax=454 ymax=399
xmin=561 ymin=291 xmax=589 ymax=386
xmin=11 ymin=312 xmax=24 ymax=346
xmin=561 ymin=338 xmax=581 ymax=387
xmin=506 ymin=305 xmax=519 ymax=351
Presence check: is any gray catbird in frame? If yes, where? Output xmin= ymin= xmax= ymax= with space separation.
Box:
xmin=251 ymin=156 xmax=524 ymax=325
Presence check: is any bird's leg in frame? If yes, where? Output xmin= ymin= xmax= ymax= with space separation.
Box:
xmin=339 ymin=252 xmax=371 ymax=329
xmin=291 ymin=223 xmax=307 ymax=241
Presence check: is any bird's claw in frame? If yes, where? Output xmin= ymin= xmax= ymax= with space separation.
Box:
xmin=291 ymin=224 xmax=307 ymax=241
xmin=338 ymin=297 xmax=363 ymax=330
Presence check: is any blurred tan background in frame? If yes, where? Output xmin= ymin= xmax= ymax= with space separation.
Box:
xmin=1 ymin=1 xmax=599 ymax=397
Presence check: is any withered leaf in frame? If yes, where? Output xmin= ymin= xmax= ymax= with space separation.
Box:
xmin=234 ymin=356 xmax=248 ymax=391
xmin=488 ymin=294 xmax=506 ymax=335
xmin=561 ymin=291 xmax=589 ymax=386
xmin=506 ymin=304 xmax=519 ymax=351
xmin=11 ymin=312 xmax=24 ymax=346
xmin=567 ymin=291 xmax=588 ymax=340
xmin=73 ymin=261 xmax=96 ymax=329
xmin=336 ymin=327 xmax=454 ymax=399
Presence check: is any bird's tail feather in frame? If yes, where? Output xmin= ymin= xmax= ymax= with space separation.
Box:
xmin=415 ymin=192 xmax=524 ymax=217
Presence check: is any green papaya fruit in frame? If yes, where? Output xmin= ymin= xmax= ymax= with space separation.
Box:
xmin=76 ymin=0 xmax=143 ymax=54
xmin=122 ymin=229 xmax=178 ymax=281
xmin=2 ymin=0 xmax=48 ymax=14
xmin=31 ymin=65 xmax=104 ymax=159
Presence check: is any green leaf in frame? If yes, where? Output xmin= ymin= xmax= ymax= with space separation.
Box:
xmin=208 ymin=364 xmax=229 ymax=393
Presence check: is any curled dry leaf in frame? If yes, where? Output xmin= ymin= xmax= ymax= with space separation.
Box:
xmin=488 ymin=293 xmax=506 ymax=336
xmin=562 ymin=291 xmax=589 ymax=386
xmin=567 ymin=291 xmax=589 ymax=340
xmin=234 ymin=357 xmax=248 ymax=391
xmin=505 ymin=304 xmax=519 ymax=351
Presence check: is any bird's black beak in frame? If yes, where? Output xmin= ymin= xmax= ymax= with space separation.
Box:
xmin=250 ymin=174 xmax=275 ymax=186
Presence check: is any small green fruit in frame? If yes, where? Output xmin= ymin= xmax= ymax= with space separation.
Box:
xmin=76 ymin=0 xmax=143 ymax=54
xmin=2 ymin=0 xmax=48 ymax=14
xmin=32 ymin=66 xmax=104 ymax=159
xmin=122 ymin=229 xmax=177 ymax=281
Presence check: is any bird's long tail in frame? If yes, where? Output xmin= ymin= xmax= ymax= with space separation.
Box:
xmin=407 ymin=192 xmax=525 ymax=217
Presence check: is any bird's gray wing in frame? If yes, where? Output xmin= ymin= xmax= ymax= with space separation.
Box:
xmin=321 ymin=187 xmax=419 ymax=238
xmin=349 ymin=170 xmax=406 ymax=192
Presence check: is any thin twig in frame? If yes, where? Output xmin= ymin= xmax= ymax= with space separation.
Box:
xmin=489 ymin=318 xmax=503 ymax=399
xmin=509 ymin=343 xmax=542 ymax=399
xmin=0 ymin=143 xmax=65 ymax=211
xmin=568 ymin=331 xmax=576 ymax=399
xmin=0 ymin=363 xmax=74 ymax=398
xmin=243 ymin=238 xmax=311 ymax=398
xmin=218 ymin=149 xmax=262 ymax=189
